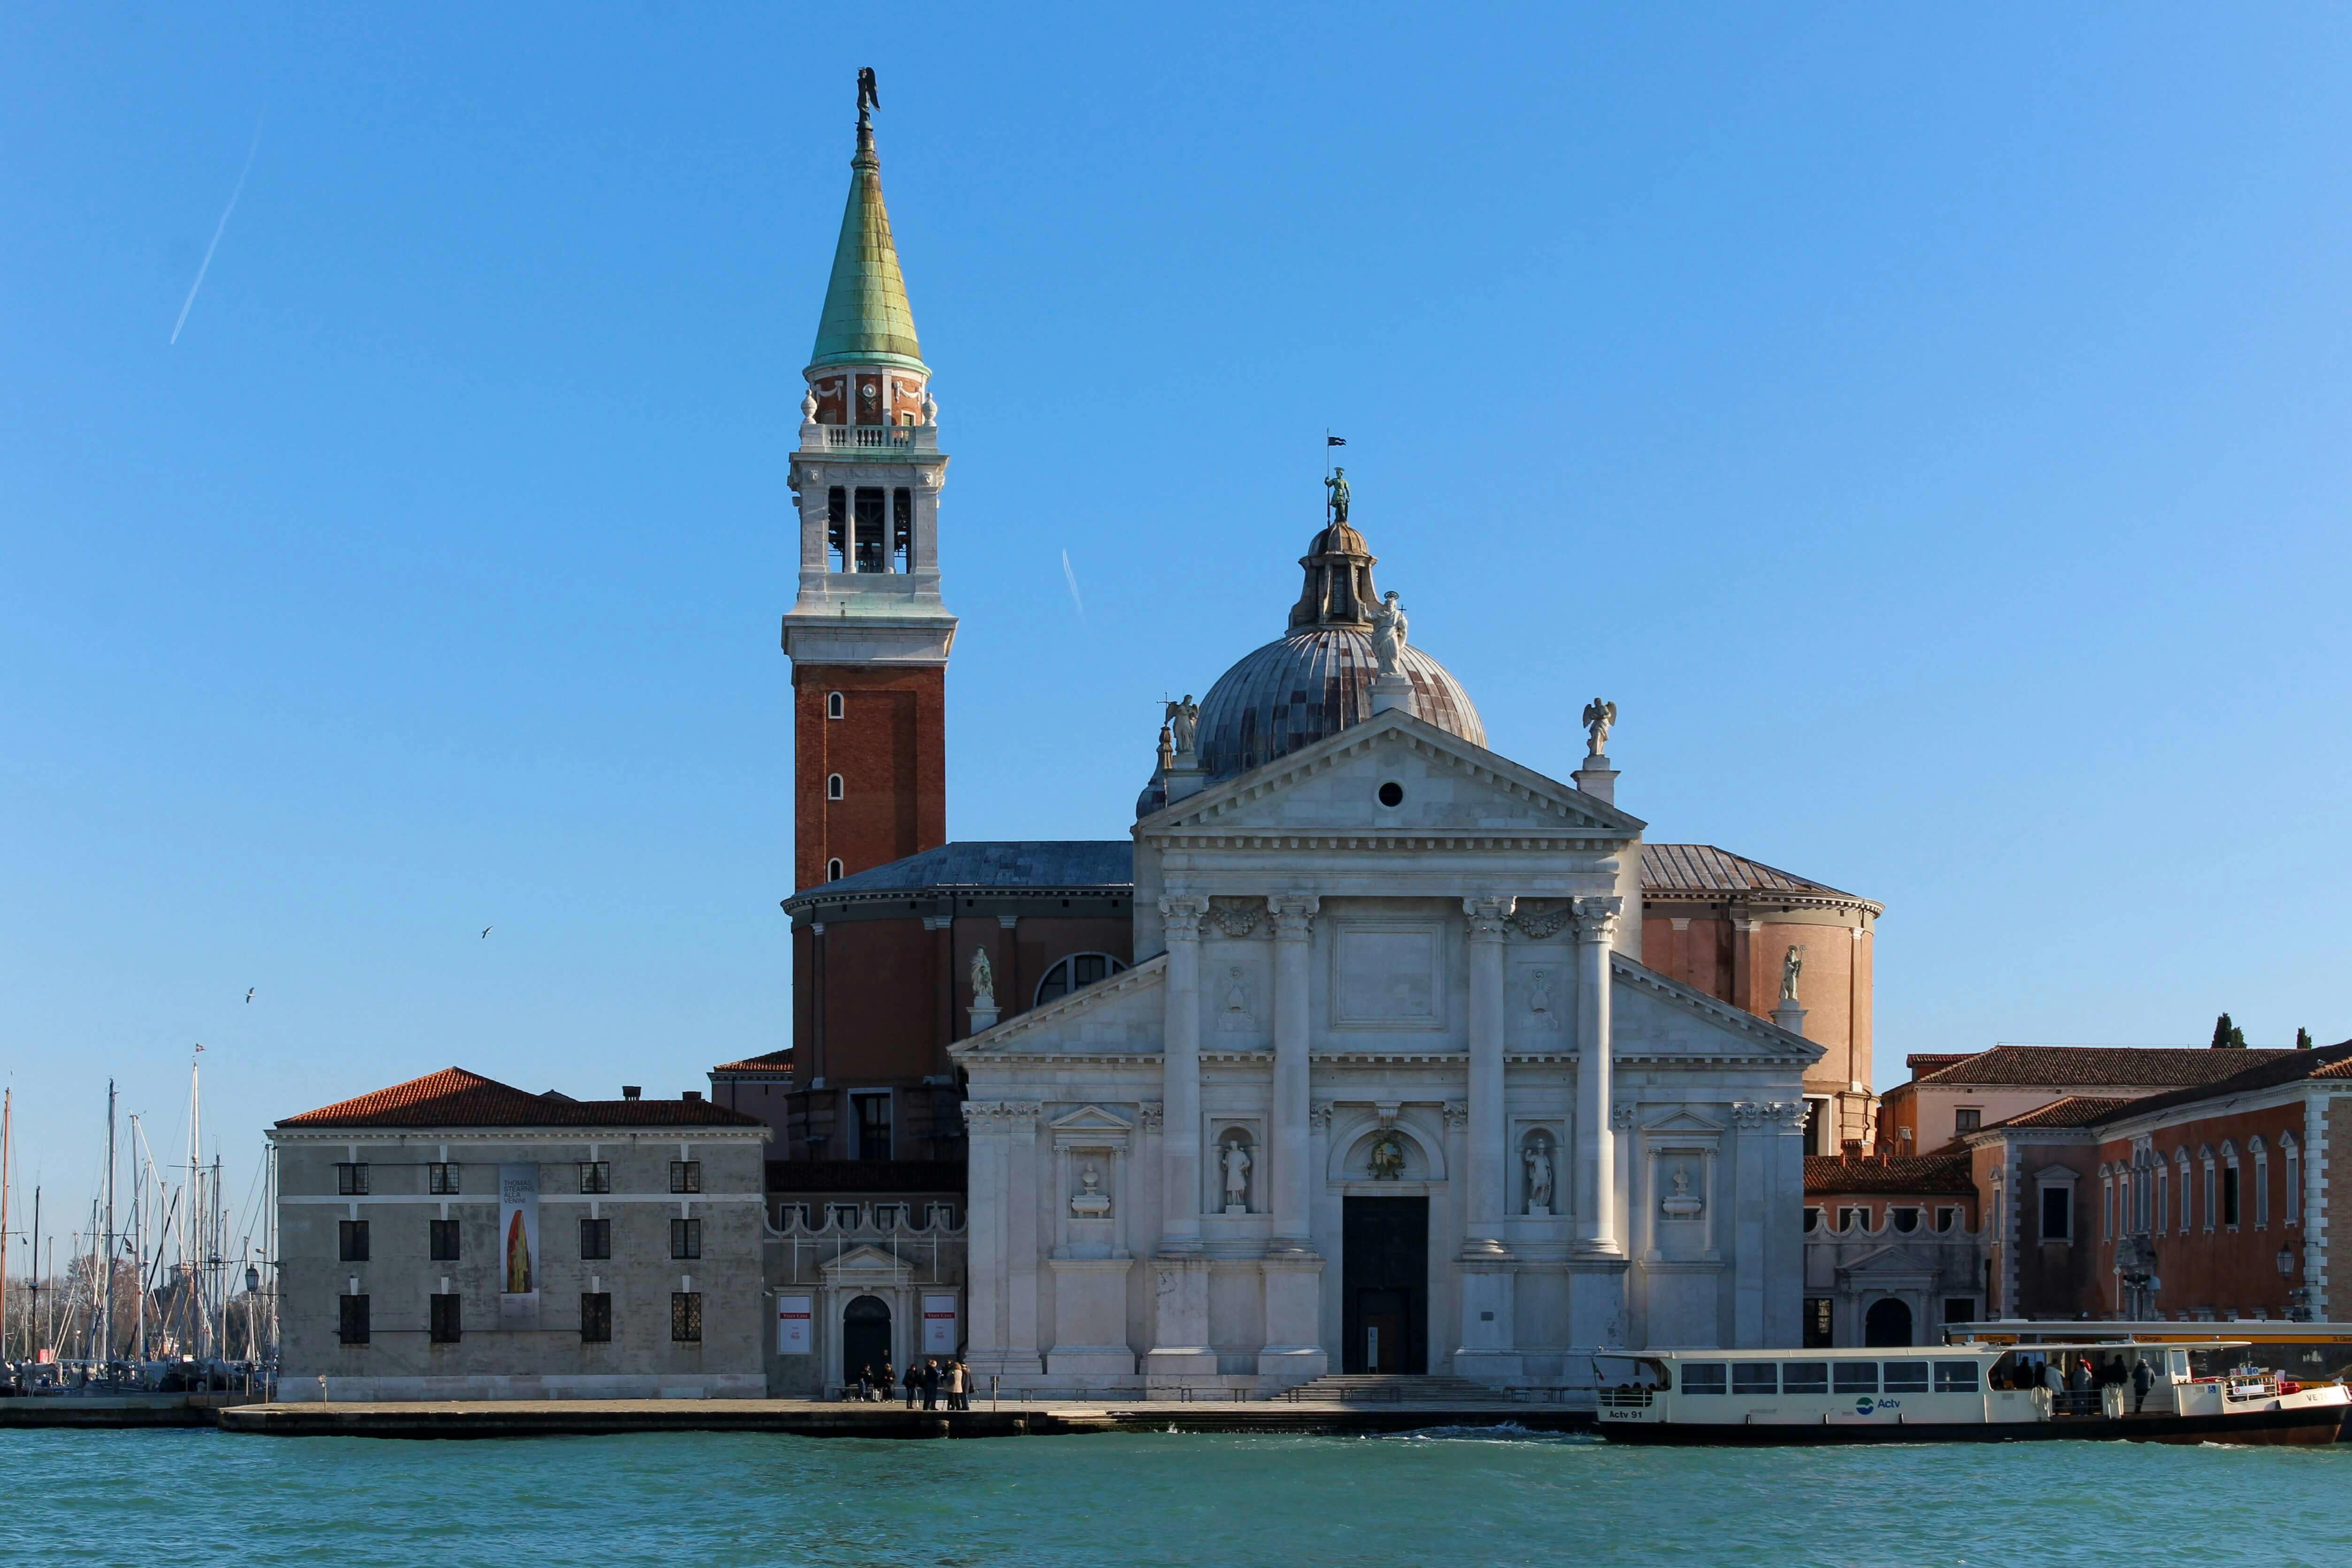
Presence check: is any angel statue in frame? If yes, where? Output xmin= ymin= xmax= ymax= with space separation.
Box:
xmin=970 ymin=947 xmax=997 ymax=1010
xmin=857 ymin=67 xmax=880 ymax=119
xmin=1581 ymin=697 xmax=1617 ymax=757
xmin=1164 ymin=694 xmax=1199 ymax=757
xmin=1371 ymin=592 xmax=1408 ymax=676
xmin=1780 ymin=944 xmax=1805 ymax=1003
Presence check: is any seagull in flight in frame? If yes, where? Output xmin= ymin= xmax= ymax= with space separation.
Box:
xmin=246 ymin=988 xmax=254 ymax=1003
xmin=481 ymin=926 xmax=493 ymax=939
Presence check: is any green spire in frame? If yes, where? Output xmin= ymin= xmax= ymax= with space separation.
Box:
xmin=808 ymin=120 xmax=925 ymax=373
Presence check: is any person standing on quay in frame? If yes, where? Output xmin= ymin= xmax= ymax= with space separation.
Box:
xmin=901 ymin=1360 xmax=919 ymax=1408
xmin=922 ymin=1358 xmax=941 ymax=1411
xmin=945 ymin=1358 xmax=966 ymax=1411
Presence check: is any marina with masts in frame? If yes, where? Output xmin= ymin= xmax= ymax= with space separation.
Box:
xmin=1 ymin=1051 xmax=279 ymax=1416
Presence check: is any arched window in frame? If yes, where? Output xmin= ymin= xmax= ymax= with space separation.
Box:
xmin=826 ymin=774 xmax=844 ymax=800
xmin=826 ymin=858 xmax=843 ymax=882
xmin=1034 ymin=952 xmax=1128 ymax=1006
xmin=826 ymin=692 xmax=845 ymax=720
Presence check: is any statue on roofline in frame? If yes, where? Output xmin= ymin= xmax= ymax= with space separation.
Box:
xmin=1371 ymin=592 xmax=1407 ymax=676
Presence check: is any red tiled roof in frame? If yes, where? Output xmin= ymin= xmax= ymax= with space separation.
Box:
xmin=278 ymin=1067 xmax=764 ymax=1130
xmin=2067 ymin=1039 xmax=2352 ymax=1127
xmin=1905 ymin=1053 xmax=1976 ymax=1075
xmin=710 ymin=1048 xmax=793 ymax=1076
xmin=1977 ymin=1096 xmax=2137 ymax=1132
xmin=1804 ymin=1149 xmax=1975 ymax=1196
xmin=1916 ymin=1045 xmax=2292 ymax=1089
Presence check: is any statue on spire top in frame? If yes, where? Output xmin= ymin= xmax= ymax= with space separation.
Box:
xmin=857 ymin=67 xmax=880 ymax=121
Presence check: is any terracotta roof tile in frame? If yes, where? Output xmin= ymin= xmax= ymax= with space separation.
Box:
xmin=1978 ymin=1096 xmax=2138 ymax=1132
xmin=709 ymin=1048 xmax=793 ymax=1076
xmin=2071 ymin=1039 xmax=2352 ymax=1126
xmin=1803 ymin=1149 xmax=1976 ymax=1195
xmin=1636 ymin=843 xmax=1873 ymax=904
xmin=278 ymin=1067 xmax=764 ymax=1130
xmin=1917 ymin=1045 xmax=2293 ymax=1089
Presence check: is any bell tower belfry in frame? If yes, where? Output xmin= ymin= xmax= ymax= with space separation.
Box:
xmin=781 ymin=74 xmax=955 ymax=892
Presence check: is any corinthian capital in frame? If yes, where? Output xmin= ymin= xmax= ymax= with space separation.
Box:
xmin=1160 ymin=893 xmax=1208 ymax=940
xmin=1268 ymin=893 xmax=1320 ymax=939
xmin=1571 ymin=895 xmax=1624 ymax=943
xmin=1461 ymin=895 xmax=1514 ymax=939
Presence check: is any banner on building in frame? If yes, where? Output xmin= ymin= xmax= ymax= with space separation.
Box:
xmin=777 ymin=1295 xmax=813 ymax=1354
xmin=498 ymin=1163 xmax=540 ymax=1325
xmin=922 ymin=1293 xmax=960 ymax=1354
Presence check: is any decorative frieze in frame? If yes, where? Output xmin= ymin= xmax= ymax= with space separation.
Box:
xmin=1207 ymin=897 xmax=1264 ymax=938
xmin=1511 ymin=899 xmax=1573 ymax=939
xmin=962 ymin=1100 xmax=1042 ymax=1131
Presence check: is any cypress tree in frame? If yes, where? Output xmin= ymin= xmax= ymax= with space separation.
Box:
xmin=2211 ymin=1012 xmax=2246 ymax=1049
xmin=2297 ymin=1027 xmax=2314 ymax=1050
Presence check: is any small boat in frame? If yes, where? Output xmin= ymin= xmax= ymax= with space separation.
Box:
xmin=1594 ymin=1340 xmax=2348 ymax=1446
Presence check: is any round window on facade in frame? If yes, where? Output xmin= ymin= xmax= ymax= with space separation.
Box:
xmin=1377 ymin=781 xmax=1405 ymax=808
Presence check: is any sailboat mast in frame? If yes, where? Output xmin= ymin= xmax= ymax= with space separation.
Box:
xmin=2 ymin=1087 xmax=12 ymax=1365
xmin=102 ymin=1080 xmax=115 ymax=1368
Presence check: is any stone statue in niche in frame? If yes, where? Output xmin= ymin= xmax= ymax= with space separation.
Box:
xmin=1070 ymin=1161 xmax=1111 ymax=1218
xmin=1780 ymin=945 xmax=1805 ymax=1002
xmin=1528 ymin=968 xmax=1559 ymax=1029
xmin=1220 ymin=1139 xmax=1253 ymax=1214
xmin=1371 ymin=592 xmax=1408 ymax=676
xmin=1524 ymin=1137 xmax=1555 ymax=1216
xmin=1217 ymin=966 xmax=1253 ymax=1031
xmin=1163 ymin=695 xmax=1199 ymax=757
xmin=1660 ymin=1162 xmax=1705 ymax=1221
xmin=1367 ymin=1129 xmax=1407 ymax=1181
xmin=969 ymin=948 xmax=996 ymax=1010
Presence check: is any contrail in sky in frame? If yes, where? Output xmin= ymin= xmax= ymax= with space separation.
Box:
xmin=1061 ymin=549 xmax=1086 ymax=622
xmin=171 ymin=114 xmax=265 ymax=346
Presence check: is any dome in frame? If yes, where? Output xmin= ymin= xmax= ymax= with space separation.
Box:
xmin=1193 ymin=628 xmax=1484 ymax=781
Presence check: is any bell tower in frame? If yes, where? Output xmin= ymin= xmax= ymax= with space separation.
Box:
xmin=781 ymin=73 xmax=955 ymax=891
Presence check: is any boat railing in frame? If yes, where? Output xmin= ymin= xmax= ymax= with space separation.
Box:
xmin=1596 ymin=1387 xmax=1655 ymax=1410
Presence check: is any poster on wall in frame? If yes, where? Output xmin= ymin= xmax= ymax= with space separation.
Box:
xmin=777 ymin=1295 xmax=813 ymax=1354
xmin=922 ymin=1293 xmax=960 ymax=1354
xmin=498 ymin=1163 xmax=540 ymax=1326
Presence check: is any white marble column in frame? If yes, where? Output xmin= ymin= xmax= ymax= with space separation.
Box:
xmin=1462 ymin=897 xmax=1513 ymax=1254
xmin=1158 ymin=894 xmax=1207 ymax=1251
xmin=1572 ymin=896 xmax=1624 ymax=1257
xmin=1269 ymin=894 xmax=1318 ymax=1250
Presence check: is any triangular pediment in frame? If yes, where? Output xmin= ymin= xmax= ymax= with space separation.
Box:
xmin=1049 ymin=1103 xmax=1134 ymax=1135
xmin=1611 ymin=956 xmax=1824 ymax=1067
xmin=1642 ymin=1107 xmax=1728 ymax=1135
xmin=821 ymin=1244 xmax=912 ymax=1280
xmin=950 ymin=953 xmax=1167 ymax=1060
xmin=1140 ymin=710 xmax=1644 ymax=844
xmin=1836 ymin=1243 xmax=1941 ymax=1277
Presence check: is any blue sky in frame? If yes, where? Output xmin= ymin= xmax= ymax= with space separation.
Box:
xmin=6 ymin=6 xmax=2350 ymax=1223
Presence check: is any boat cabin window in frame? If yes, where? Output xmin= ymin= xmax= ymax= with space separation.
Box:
xmin=1833 ymin=1361 xmax=1878 ymax=1393
xmin=1934 ymin=1360 xmax=1981 ymax=1393
xmin=1782 ymin=1361 xmax=1829 ymax=1393
xmin=1882 ymin=1360 xmax=1929 ymax=1392
xmin=1682 ymin=1363 xmax=1727 ymax=1395
xmin=1732 ymin=1364 xmax=1777 ymax=1396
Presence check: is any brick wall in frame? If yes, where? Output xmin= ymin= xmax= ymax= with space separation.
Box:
xmin=792 ymin=664 xmax=946 ymax=892
xmin=2091 ymin=1099 xmax=2311 ymax=1321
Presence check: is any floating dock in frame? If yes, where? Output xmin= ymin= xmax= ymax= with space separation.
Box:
xmin=215 ymin=1397 xmax=1594 ymax=1441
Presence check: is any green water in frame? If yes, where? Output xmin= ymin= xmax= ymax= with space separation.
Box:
xmin=2 ymin=1427 xmax=2344 ymax=1566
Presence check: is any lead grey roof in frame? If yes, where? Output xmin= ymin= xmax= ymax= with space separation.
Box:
xmin=1190 ymin=629 xmax=1485 ymax=787
xmin=802 ymin=841 xmax=1135 ymax=899
xmin=1638 ymin=843 xmax=1875 ymax=907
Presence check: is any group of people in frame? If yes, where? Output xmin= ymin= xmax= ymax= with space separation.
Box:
xmin=1991 ymin=1351 xmax=2156 ymax=1413
xmin=849 ymin=1357 xmax=972 ymax=1410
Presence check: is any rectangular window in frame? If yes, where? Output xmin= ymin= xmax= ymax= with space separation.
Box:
xmin=1833 ymin=1361 xmax=1878 ymax=1394
xmin=826 ymin=487 xmax=846 ymax=571
xmin=2042 ymin=1185 xmax=2072 ymax=1242
xmin=2223 ymin=1165 xmax=2242 ymax=1227
xmin=336 ymin=1162 xmax=369 ymax=1196
xmin=1953 ymin=1108 xmax=1982 ymax=1134
xmin=2102 ymin=1180 xmax=2114 ymax=1239
xmin=2255 ymin=1156 xmax=2271 ymax=1227
xmin=1933 ymin=1360 xmax=1981 ymax=1393
xmin=580 ymin=1216 xmax=612 ymax=1260
xmin=891 ymin=487 xmax=912 ymax=571
xmin=1731 ymin=1363 xmax=1777 ymax=1396
xmin=2155 ymin=1169 xmax=2168 ymax=1234
xmin=671 ymin=1291 xmax=703 ymax=1343
xmin=1802 ymin=1206 xmax=1822 ymax=1233
xmin=2179 ymin=1164 xmax=2191 ymax=1230
xmin=580 ymin=1161 xmax=611 ymax=1195
xmin=338 ymin=1219 xmax=369 ymax=1262
xmin=1882 ymin=1361 xmax=1929 ymax=1393
xmin=1681 ymin=1362 xmax=1727 ymax=1395
xmin=430 ymin=1219 xmax=461 ymax=1261
xmin=338 ymin=1294 xmax=369 ymax=1345
xmin=669 ymin=1161 xmax=701 ymax=1195
xmin=2287 ymin=1150 xmax=2302 ymax=1223
xmin=2205 ymin=1164 xmax=2216 ymax=1230
xmin=581 ymin=1292 xmax=613 ymax=1344
xmin=671 ymin=1217 xmax=702 ymax=1260
xmin=429 ymin=1293 xmax=461 ymax=1344
xmin=427 ymin=1162 xmax=461 ymax=1195
xmin=1935 ymin=1206 xmax=1960 ymax=1233
xmin=1781 ymin=1361 xmax=1829 ymax=1394
xmin=1802 ymin=1296 xmax=1833 ymax=1348
xmin=853 ymin=1093 xmax=892 ymax=1161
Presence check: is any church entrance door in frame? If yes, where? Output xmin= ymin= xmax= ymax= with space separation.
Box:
xmin=1342 ymin=1197 xmax=1428 ymax=1375
xmin=843 ymin=1294 xmax=892 ymax=1386
xmin=1863 ymin=1296 xmax=1914 ymax=1347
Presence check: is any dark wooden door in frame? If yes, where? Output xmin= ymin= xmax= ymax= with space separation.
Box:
xmin=1342 ymin=1197 xmax=1428 ymax=1374
xmin=842 ymin=1294 xmax=892 ymax=1386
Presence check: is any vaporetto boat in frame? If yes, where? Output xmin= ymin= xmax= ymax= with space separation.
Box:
xmin=1593 ymin=1341 xmax=2348 ymax=1445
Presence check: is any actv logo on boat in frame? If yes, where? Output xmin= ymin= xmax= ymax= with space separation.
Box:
xmin=1855 ymin=1398 xmax=1900 ymax=1414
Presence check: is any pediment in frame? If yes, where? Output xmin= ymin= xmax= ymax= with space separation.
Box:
xmin=950 ymin=953 xmax=1166 ymax=1060
xmin=1610 ymin=957 xmax=1823 ymax=1067
xmin=1049 ymin=1104 xmax=1134 ymax=1136
xmin=1641 ymin=1107 xmax=1727 ymax=1135
xmin=1140 ymin=710 xmax=1644 ymax=845
xmin=1835 ymin=1243 xmax=1941 ymax=1276
xmin=820 ymin=1244 xmax=912 ymax=1280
